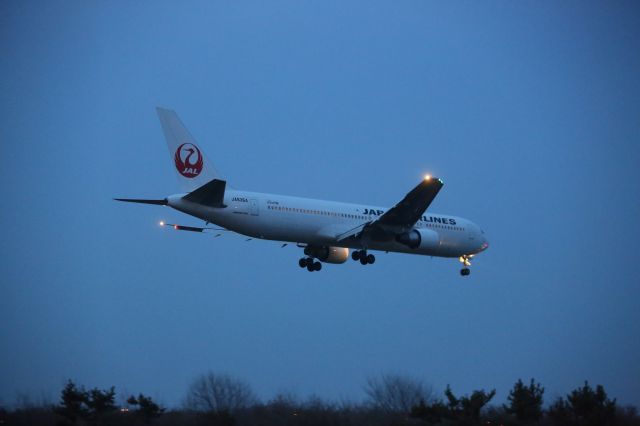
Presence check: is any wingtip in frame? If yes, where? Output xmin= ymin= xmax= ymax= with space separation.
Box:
xmin=423 ymin=175 xmax=443 ymax=184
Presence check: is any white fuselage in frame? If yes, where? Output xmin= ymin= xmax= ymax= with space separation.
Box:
xmin=166 ymin=189 xmax=488 ymax=258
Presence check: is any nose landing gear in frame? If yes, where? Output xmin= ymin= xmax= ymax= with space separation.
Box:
xmin=351 ymin=250 xmax=375 ymax=265
xmin=459 ymin=255 xmax=473 ymax=276
xmin=299 ymin=257 xmax=322 ymax=272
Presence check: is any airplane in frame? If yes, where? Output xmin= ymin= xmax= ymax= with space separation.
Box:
xmin=115 ymin=108 xmax=489 ymax=275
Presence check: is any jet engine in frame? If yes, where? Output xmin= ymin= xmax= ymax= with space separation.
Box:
xmin=396 ymin=228 xmax=440 ymax=250
xmin=304 ymin=246 xmax=349 ymax=264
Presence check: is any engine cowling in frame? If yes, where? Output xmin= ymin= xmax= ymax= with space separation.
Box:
xmin=396 ymin=228 xmax=440 ymax=250
xmin=304 ymin=246 xmax=349 ymax=264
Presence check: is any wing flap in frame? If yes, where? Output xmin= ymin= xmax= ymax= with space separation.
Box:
xmin=336 ymin=222 xmax=370 ymax=242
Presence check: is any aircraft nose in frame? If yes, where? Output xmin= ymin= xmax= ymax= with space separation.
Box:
xmin=480 ymin=234 xmax=489 ymax=251
xmin=477 ymin=229 xmax=489 ymax=252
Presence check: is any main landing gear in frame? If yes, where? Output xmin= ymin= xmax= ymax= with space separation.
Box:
xmin=352 ymin=250 xmax=375 ymax=265
xmin=298 ymin=257 xmax=322 ymax=272
xmin=459 ymin=255 xmax=473 ymax=276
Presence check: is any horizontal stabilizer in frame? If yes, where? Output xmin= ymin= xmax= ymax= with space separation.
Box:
xmin=182 ymin=179 xmax=227 ymax=208
xmin=114 ymin=198 xmax=168 ymax=205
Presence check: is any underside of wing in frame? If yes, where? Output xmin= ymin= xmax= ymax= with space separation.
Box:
xmin=377 ymin=177 xmax=443 ymax=229
xmin=353 ymin=177 xmax=444 ymax=243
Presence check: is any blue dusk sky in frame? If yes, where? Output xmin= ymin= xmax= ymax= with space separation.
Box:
xmin=1 ymin=1 xmax=639 ymax=408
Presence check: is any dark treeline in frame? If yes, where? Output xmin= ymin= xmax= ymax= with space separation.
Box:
xmin=2 ymin=373 xmax=639 ymax=426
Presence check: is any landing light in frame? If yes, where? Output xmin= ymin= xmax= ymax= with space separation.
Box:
xmin=424 ymin=174 xmax=431 ymax=181
xmin=159 ymin=221 xmax=165 ymax=227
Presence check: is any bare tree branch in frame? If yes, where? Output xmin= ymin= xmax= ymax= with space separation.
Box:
xmin=185 ymin=372 xmax=257 ymax=414
xmin=364 ymin=373 xmax=433 ymax=413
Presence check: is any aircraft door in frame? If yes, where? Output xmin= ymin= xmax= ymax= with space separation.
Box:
xmin=249 ymin=199 xmax=259 ymax=216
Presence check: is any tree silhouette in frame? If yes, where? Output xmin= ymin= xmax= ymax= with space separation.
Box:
xmin=19 ymin=376 xmax=639 ymax=426
xmin=444 ymin=385 xmax=496 ymax=425
xmin=548 ymin=397 xmax=572 ymax=425
xmin=54 ymin=380 xmax=87 ymax=424
xmin=53 ymin=381 xmax=117 ymax=425
xmin=504 ymin=378 xmax=544 ymax=423
xmin=363 ymin=373 xmax=433 ymax=413
xmin=548 ymin=381 xmax=616 ymax=426
xmin=185 ymin=372 xmax=257 ymax=414
xmin=410 ymin=399 xmax=450 ymax=424
xmin=410 ymin=385 xmax=496 ymax=425
xmin=85 ymin=386 xmax=116 ymax=420
xmin=127 ymin=393 xmax=165 ymax=423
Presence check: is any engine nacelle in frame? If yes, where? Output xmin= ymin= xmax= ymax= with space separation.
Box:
xmin=396 ymin=228 xmax=440 ymax=250
xmin=304 ymin=246 xmax=349 ymax=264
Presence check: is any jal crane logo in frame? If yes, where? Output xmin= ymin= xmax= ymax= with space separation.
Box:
xmin=174 ymin=143 xmax=203 ymax=178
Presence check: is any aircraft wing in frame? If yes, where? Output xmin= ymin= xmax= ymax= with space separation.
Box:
xmin=337 ymin=177 xmax=443 ymax=243
xmin=376 ymin=177 xmax=443 ymax=229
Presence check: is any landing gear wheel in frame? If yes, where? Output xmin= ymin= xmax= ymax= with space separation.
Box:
xmin=366 ymin=254 xmax=375 ymax=264
xmin=360 ymin=256 xmax=368 ymax=265
xmin=458 ymin=255 xmax=473 ymax=276
xmin=352 ymin=250 xmax=361 ymax=261
xmin=299 ymin=258 xmax=307 ymax=268
xmin=313 ymin=261 xmax=322 ymax=271
xmin=307 ymin=264 xmax=315 ymax=272
xmin=305 ymin=257 xmax=314 ymax=267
